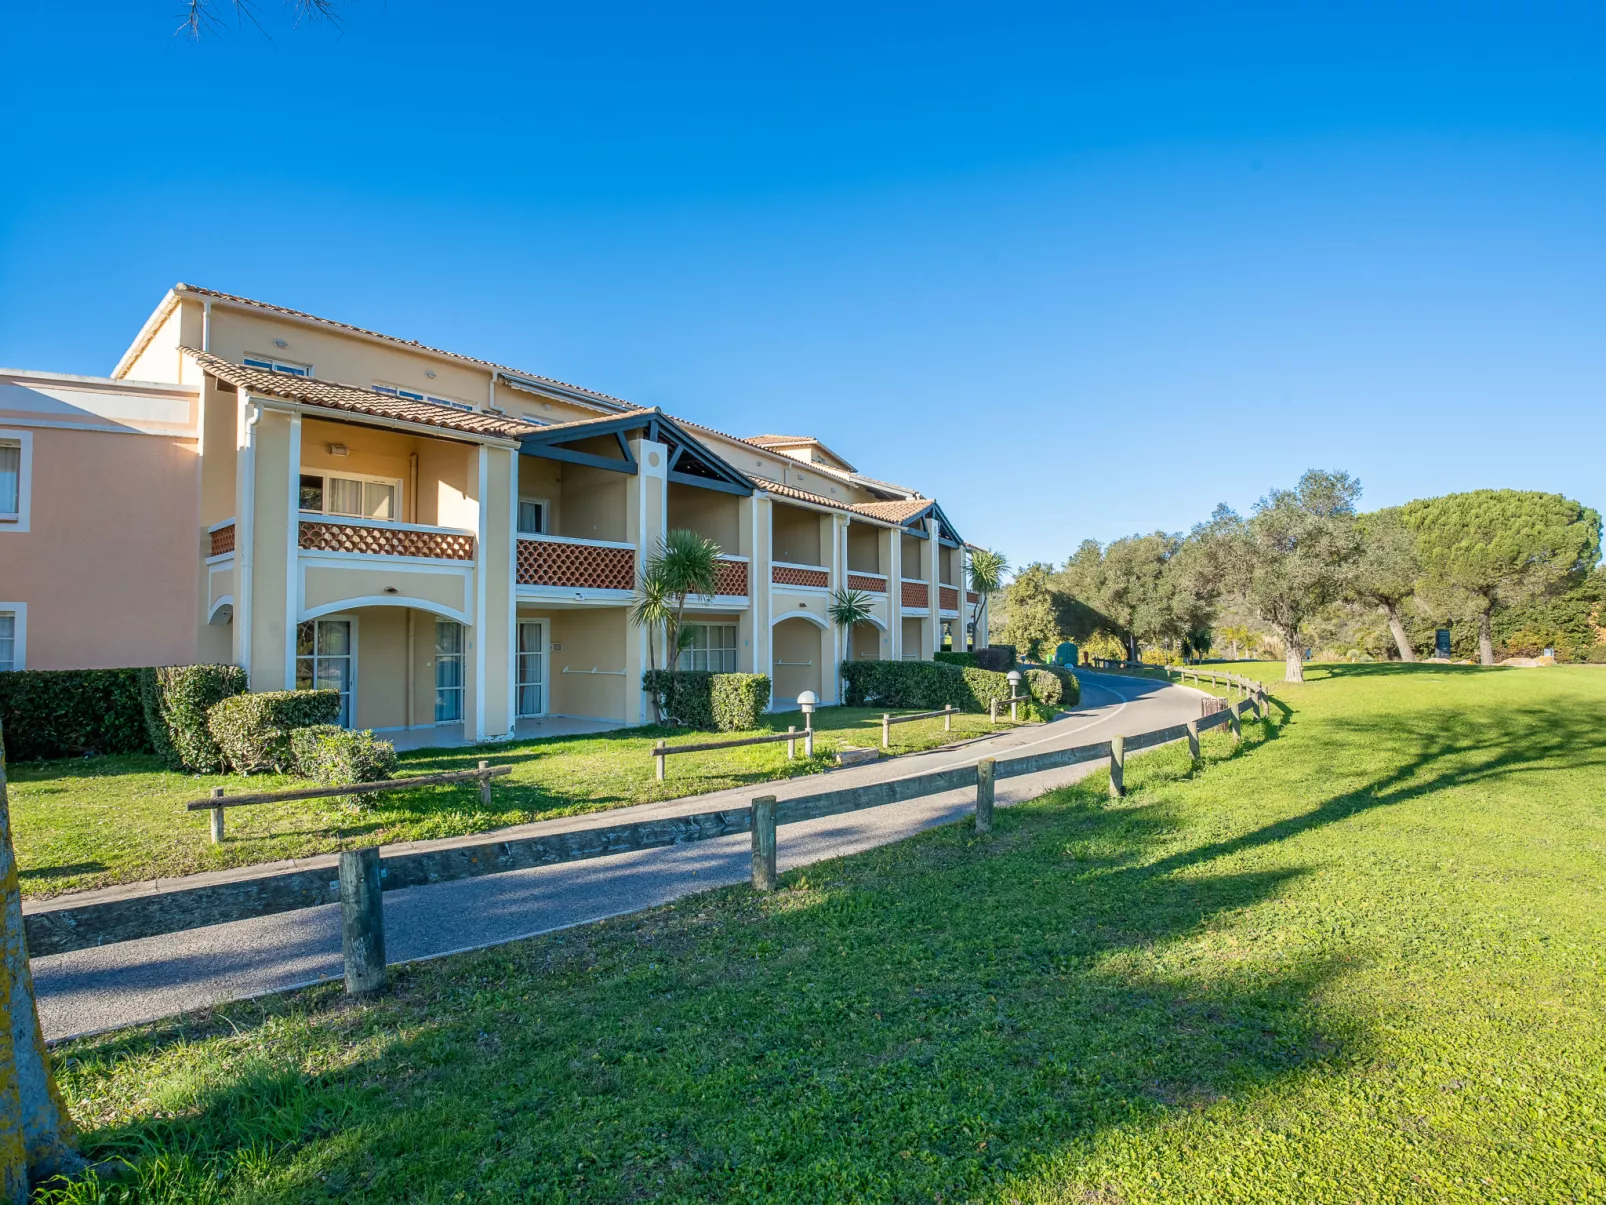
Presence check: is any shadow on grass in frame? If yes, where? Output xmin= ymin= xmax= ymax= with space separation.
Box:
xmin=18 ymin=861 xmax=107 ymax=882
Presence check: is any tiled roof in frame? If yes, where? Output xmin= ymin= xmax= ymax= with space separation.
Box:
xmin=850 ymin=498 xmax=935 ymax=523
xmin=166 ymin=285 xmax=641 ymax=413
xmin=183 ymin=349 xmax=546 ymax=440
xmin=744 ymin=432 xmax=856 ymax=472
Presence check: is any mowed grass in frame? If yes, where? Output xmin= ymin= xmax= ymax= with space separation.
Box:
xmin=42 ymin=665 xmax=1606 ymax=1202
xmin=10 ymin=706 xmax=1028 ymax=898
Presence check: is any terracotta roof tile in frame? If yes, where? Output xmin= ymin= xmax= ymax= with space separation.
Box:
xmin=850 ymin=498 xmax=935 ymax=523
xmin=184 ymin=349 xmax=545 ymax=440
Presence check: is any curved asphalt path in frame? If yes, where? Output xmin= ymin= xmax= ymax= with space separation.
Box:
xmin=32 ymin=670 xmax=1207 ymax=1041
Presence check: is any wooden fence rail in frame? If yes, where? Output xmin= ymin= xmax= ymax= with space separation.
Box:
xmin=27 ymin=669 xmax=1268 ymax=998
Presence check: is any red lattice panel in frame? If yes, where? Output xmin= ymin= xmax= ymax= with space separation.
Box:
xmin=300 ymin=521 xmax=475 ymax=562
xmin=772 ymin=564 xmax=828 ymax=589
xmin=715 ymin=558 xmax=749 ymax=596
xmin=967 ymin=590 xmax=980 ymax=605
xmin=901 ymin=580 xmax=929 ymax=608
xmin=518 ymin=538 xmax=635 ymax=589
xmin=210 ymin=524 xmax=236 ymax=557
xmin=847 ymin=573 xmax=887 ymax=594
xmin=939 ymin=586 xmax=959 ymax=611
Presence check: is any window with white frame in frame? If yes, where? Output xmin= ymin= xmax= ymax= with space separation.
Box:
xmin=0 ymin=431 xmax=31 ymax=530
xmin=0 ymin=610 xmax=18 ymax=672
xmin=517 ymin=497 xmax=547 ymax=535
xmin=677 ymin=623 xmax=738 ymax=673
xmin=434 ymin=621 xmax=464 ymax=723
xmin=299 ymin=470 xmax=401 ymax=522
xmin=243 ymin=355 xmax=312 ymax=377
xmin=373 ymin=383 xmax=473 ymax=412
xmin=296 ymin=619 xmax=353 ymax=726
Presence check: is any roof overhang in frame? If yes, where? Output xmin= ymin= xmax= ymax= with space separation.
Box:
xmin=519 ymin=410 xmax=754 ymax=495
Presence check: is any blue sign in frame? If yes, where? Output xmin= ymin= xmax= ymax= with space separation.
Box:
xmin=1435 ymin=629 xmax=1451 ymax=659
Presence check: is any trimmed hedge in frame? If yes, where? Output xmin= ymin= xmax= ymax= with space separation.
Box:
xmin=290 ymin=725 xmax=397 ymax=789
xmin=841 ymin=658 xmax=1074 ymax=718
xmin=643 ymin=671 xmax=773 ymax=731
xmin=140 ymin=664 xmax=249 ymax=772
xmin=933 ymin=651 xmax=978 ymax=668
xmin=711 ymin=674 xmax=771 ymax=732
xmin=0 ymin=667 xmax=151 ymax=762
xmin=208 ymin=690 xmax=342 ymax=774
xmin=974 ymin=645 xmax=1016 ymax=672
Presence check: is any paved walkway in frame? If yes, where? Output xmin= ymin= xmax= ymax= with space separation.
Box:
xmin=32 ymin=671 xmax=1204 ymax=1041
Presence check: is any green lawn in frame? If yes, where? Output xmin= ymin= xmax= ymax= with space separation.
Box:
xmin=41 ymin=664 xmax=1606 ymax=1202
xmin=11 ymin=706 xmax=1028 ymax=898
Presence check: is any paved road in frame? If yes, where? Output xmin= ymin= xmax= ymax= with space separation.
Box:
xmin=32 ymin=671 xmax=1204 ymax=1041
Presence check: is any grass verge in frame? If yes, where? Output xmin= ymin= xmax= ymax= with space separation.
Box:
xmin=40 ymin=664 xmax=1606 ymax=1202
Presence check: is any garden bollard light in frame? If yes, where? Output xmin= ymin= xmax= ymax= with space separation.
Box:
xmin=804 ymin=727 xmax=814 ymax=757
xmin=751 ymin=795 xmax=777 ymax=892
xmin=798 ymin=691 xmax=818 ymax=731
xmin=1186 ymin=718 xmax=1200 ymax=761
xmin=882 ymin=713 xmax=891 ymax=749
xmin=655 ymin=740 xmax=666 ymax=781
xmin=478 ymin=760 xmax=492 ymax=807
xmin=975 ymin=758 xmax=995 ymax=834
xmin=1109 ymin=734 xmax=1125 ymax=798
xmin=787 ymin=725 xmax=796 ymax=760
xmin=339 ymin=845 xmax=386 ymax=996
xmin=209 ymin=786 xmax=226 ymax=844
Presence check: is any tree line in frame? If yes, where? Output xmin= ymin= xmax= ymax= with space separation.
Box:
xmin=986 ymin=474 xmax=1603 ymax=684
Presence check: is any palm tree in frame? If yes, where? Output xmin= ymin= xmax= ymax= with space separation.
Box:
xmin=827 ymin=587 xmax=876 ymax=703
xmin=630 ymin=530 xmax=721 ymax=721
xmin=967 ymin=547 xmax=1008 ymax=652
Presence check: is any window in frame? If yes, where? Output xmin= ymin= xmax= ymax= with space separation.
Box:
xmin=516 ymin=620 xmax=544 ymax=717
xmin=0 ymin=609 xmax=19 ymax=672
xmin=299 ymin=471 xmax=400 ymax=521
xmin=517 ymin=498 xmax=547 ymax=535
xmin=0 ymin=431 xmax=31 ymax=531
xmin=296 ymin=619 xmax=353 ymax=726
xmin=243 ymin=355 xmax=312 ymax=377
xmin=373 ymin=383 xmax=473 ymax=412
xmin=434 ymin=621 xmax=464 ymax=723
xmin=677 ymin=624 xmax=738 ymax=673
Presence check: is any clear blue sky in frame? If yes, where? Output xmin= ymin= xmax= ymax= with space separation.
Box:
xmin=4 ymin=1 xmax=1603 ymax=570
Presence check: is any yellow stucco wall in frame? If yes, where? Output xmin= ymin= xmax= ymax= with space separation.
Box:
xmin=771 ymin=616 xmax=824 ymax=703
xmin=772 ymin=504 xmax=823 ymax=565
xmin=666 ymin=482 xmax=741 ymax=553
xmin=540 ymin=607 xmax=627 ymax=720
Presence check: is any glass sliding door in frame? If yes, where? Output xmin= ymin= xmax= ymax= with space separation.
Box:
xmin=516 ymin=621 xmax=544 ymax=717
xmin=434 ymin=620 xmax=464 ymax=723
xmin=295 ymin=619 xmax=353 ymax=726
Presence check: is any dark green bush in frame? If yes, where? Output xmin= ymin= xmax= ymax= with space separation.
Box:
xmin=0 ymin=667 xmax=151 ymax=762
xmin=208 ymin=690 xmax=341 ymax=774
xmin=140 ymin=664 xmax=249 ymax=772
xmin=973 ymin=645 xmax=1016 ymax=672
xmin=1025 ymin=668 xmax=1062 ymax=708
xmin=711 ymin=674 xmax=771 ymax=732
xmin=841 ymin=660 xmax=1034 ymax=714
xmin=933 ymin=651 xmax=978 ymax=668
xmin=289 ymin=725 xmax=397 ymax=789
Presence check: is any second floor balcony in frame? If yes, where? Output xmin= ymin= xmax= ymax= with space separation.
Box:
xmin=517 ymin=534 xmax=635 ymax=591
xmin=300 ymin=516 xmax=475 ymax=561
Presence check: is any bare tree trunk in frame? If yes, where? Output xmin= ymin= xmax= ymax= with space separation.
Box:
xmin=1282 ymin=624 xmax=1305 ymax=684
xmin=1383 ymin=602 xmax=1416 ymax=663
xmin=1 ymin=725 xmax=81 ymax=1200
xmin=1478 ymin=609 xmax=1496 ymax=666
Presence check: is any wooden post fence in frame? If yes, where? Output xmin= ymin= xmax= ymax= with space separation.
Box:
xmin=975 ymin=758 xmax=995 ymax=834
xmin=655 ymin=740 xmax=666 ymax=781
xmin=1185 ymin=718 xmax=1200 ymax=760
xmin=208 ymin=786 xmax=225 ymax=844
xmin=1109 ymin=734 xmax=1125 ymax=798
xmin=751 ymin=795 xmax=777 ymax=892
xmin=882 ymin=713 xmax=891 ymax=749
xmin=338 ymin=845 xmax=386 ymax=996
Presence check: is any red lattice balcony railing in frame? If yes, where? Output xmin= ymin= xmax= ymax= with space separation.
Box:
xmin=772 ymin=563 xmax=829 ymax=589
xmin=939 ymin=586 xmax=959 ymax=611
xmin=967 ymin=590 xmax=980 ymax=605
xmin=518 ymin=537 xmax=635 ymax=590
xmin=901 ymin=579 xmax=929 ymax=608
xmin=209 ymin=523 xmax=236 ymax=557
xmin=300 ymin=520 xmax=475 ymax=561
xmin=847 ymin=572 xmax=887 ymax=594
xmin=715 ymin=557 xmax=749 ymax=596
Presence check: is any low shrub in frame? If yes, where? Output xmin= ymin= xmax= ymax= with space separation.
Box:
xmin=973 ymin=645 xmax=1016 ymax=672
xmin=711 ymin=674 xmax=771 ymax=732
xmin=1039 ymin=664 xmax=1081 ymax=708
xmin=140 ymin=663 xmax=249 ymax=772
xmin=933 ymin=651 xmax=978 ymax=668
xmin=290 ymin=725 xmax=397 ymax=788
xmin=0 ymin=667 xmax=151 ymax=762
xmin=208 ymin=690 xmax=342 ymax=774
xmin=840 ymin=660 xmax=1044 ymax=716
xmin=1024 ymin=668 xmax=1063 ymax=708
xmin=1139 ymin=647 xmax=1181 ymax=666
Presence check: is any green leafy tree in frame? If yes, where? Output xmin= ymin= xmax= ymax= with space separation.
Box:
xmin=1217 ymin=624 xmax=1253 ymax=660
xmin=966 ymin=548 xmax=1007 ymax=650
xmin=1400 ymin=490 xmax=1602 ymax=665
xmin=996 ymin=563 xmax=1063 ymax=661
xmin=1200 ymin=469 xmax=1363 ymax=684
xmin=629 ymin=530 xmax=721 ymax=720
xmin=1349 ymin=507 xmax=1423 ymax=662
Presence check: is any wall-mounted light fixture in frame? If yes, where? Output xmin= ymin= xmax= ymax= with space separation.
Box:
xmin=328 ymin=443 xmax=349 ymax=457
xmin=426 ymin=369 xmax=437 ymax=379
xmin=273 ymin=338 xmax=288 ymax=349
xmin=383 ymin=586 xmax=399 ymax=595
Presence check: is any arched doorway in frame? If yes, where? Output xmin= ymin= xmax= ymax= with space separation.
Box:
xmin=772 ymin=615 xmax=824 ymax=706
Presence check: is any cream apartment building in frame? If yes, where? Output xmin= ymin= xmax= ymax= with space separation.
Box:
xmin=0 ymin=284 xmax=986 ymax=741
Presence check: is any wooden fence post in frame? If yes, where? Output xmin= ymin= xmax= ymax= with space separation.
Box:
xmin=882 ymin=713 xmax=891 ymax=749
xmin=338 ymin=845 xmax=386 ymax=996
xmin=787 ymin=725 xmax=796 ymax=760
xmin=478 ymin=760 xmax=492 ymax=807
xmin=655 ymin=740 xmax=666 ymax=781
xmin=989 ymin=698 xmax=999 ymax=723
xmin=804 ymin=727 xmax=814 ymax=758
xmin=975 ymin=758 xmax=995 ymax=834
xmin=944 ymin=705 xmax=953 ymax=732
xmin=1185 ymin=718 xmax=1200 ymax=761
xmin=751 ymin=795 xmax=777 ymax=892
xmin=1227 ymin=705 xmax=1242 ymax=742
xmin=1109 ymin=735 xmax=1125 ymax=798
xmin=209 ymin=786 xmax=226 ymax=844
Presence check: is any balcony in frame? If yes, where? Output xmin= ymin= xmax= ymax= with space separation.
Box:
xmin=208 ymin=520 xmax=236 ymax=558
xmin=901 ymin=579 xmax=929 ymax=609
xmin=300 ymin=517 xmax=475 ymax=561
xmin=939 ymin=585 xmax=960 ymax=613
xmin=517 ymin=535 xmax=635 ymax=590
xmin=773 ymin=561 xmax=829 ymax=590
xmin=847 ymin=570 xmax=888 ymax=594
xmin=715 ymin=555 xmax=750 ymax=598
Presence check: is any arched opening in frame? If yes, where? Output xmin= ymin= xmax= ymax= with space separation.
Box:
xmin=771 ymin=615 xmax=824 ymax=706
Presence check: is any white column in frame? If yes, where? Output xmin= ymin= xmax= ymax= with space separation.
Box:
xmin=926 ymin=516 xmax=941 ymax=659
xmin=473 ymin=444 xmax=489 ymax=740
xmin=284 ymin=413 xmax=302 ymax=692
xmin=888 ymin=527 xmax=903 ymax=661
